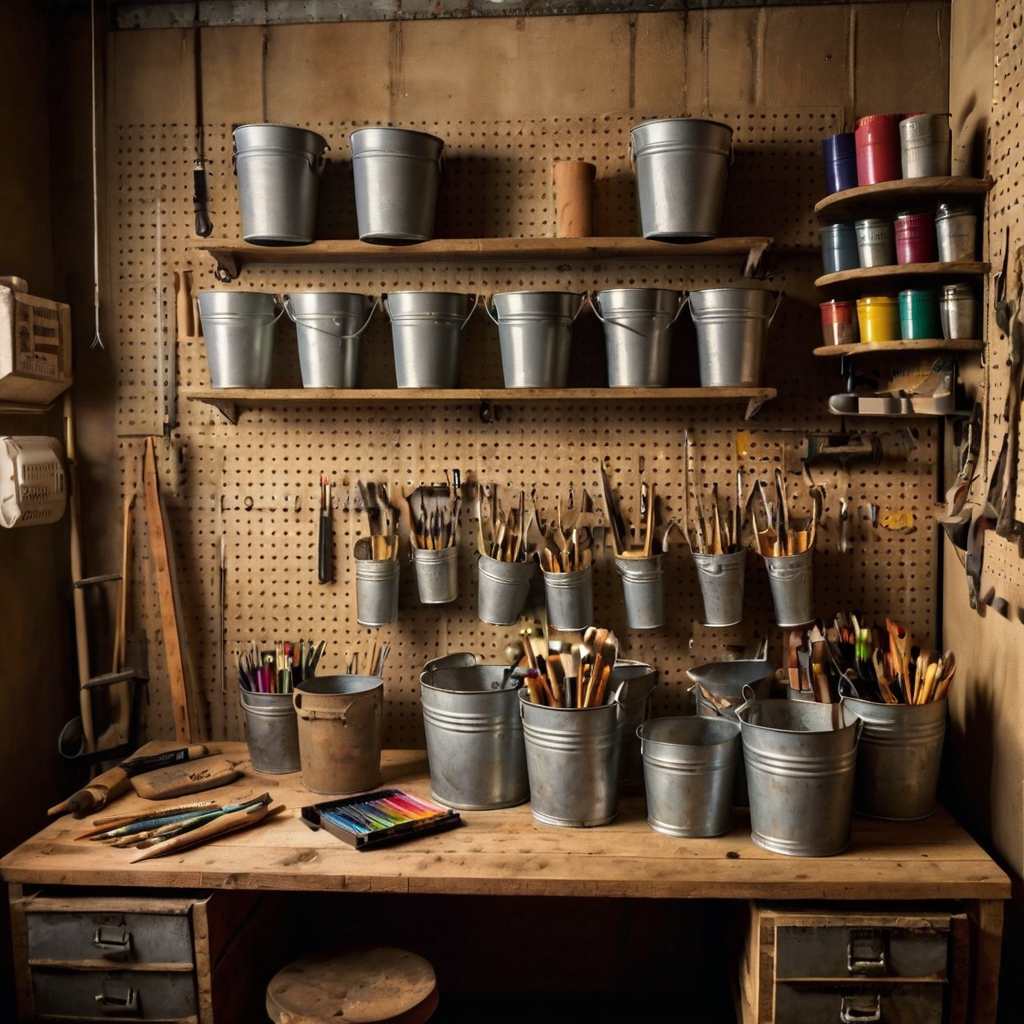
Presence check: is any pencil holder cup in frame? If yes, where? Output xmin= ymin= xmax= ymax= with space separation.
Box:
xmin=763 ymin=549 xmax=814 ymax=627
xmin=239 ymin=689 xmax=301 ymax=774
xmin=412 ymin=546 xmax=458 ymax=604
xmin=477 ymin=554 xmax=536 ymax=625
xmin=693 ymin=550 xmax=746 ymax=627
xmin=542 ymin=564 xmax=594 ymax=630
xmin=614 ymin=554 xmax=665 ymax=630
xmin=520 ymin=691 xmax=625 ymax=827
xmin=354 ymin=552 xmax=400 ymax=627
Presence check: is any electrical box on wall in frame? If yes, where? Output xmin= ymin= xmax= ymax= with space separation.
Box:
xmin=0 ymin=436 xmax=66 ymax=528
xmin=0 ymin=278 xmax=73 ymax=404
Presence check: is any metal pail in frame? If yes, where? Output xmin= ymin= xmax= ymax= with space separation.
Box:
xmin=630 ymin=118 xmax=733 ymax=240
xmin=736 ymin=695 xmax=862 ymax=857
xmin=692 ymin=550 xmax=746 ymax=627
xmin=614 ymin=554 xmax=665 ymax=629
xmin=354 ymin=555 xmax=400 ymax=627
xmin=350 ymin=127 xmax=444 ymax=243
xmin=689 ymin=288 xmax=781 ymax=387
xmin=197 ymin=291 xmax=279 ymax=388
xmin=384 ymin=291 xmax=476 ymax=388
xmin=520 ymin=690 xmax=625 ymax=827
xmin=763 ymin=549 xmax=814 ymax=627
xmin=639 ymin=717 xmax=741 ymax=837
xmin=541 ymin=564 xmax=594 ymax=630
xmin=842 ymin=695 xmax=947 ymax=819
xmin=592 ymin=288 xmax=685 ymax=387
xmin=293 ymin=675 xmax=383 ymax=795
xmin=284 ymin=292 xmax=376 ymax=388
xmin=233 ymin=123 xmax=327 ymax=245
xmin=610 ymin=661 xmax=658 ymax=790
xmin=239 ymin=689 xmax=300 ymax=774
xmin=477 ymin=554 xmax=536 ymax=625
xmin=487 ymin=290 xmax=582 ymax=388
xmin=419 ymin=659 xmax=529 ymax=810
xmin=412 ymin=546 xmax=458 ymax=604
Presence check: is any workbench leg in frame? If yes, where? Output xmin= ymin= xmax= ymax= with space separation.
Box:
xmin=968 ymin=899 xmax=1004 ymax=1024
xmin=8 ymin=883 xmax=32 ymax=1023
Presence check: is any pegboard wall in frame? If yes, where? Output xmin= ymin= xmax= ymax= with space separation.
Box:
xmin=106 ymin=34 xmax=943 ymax=747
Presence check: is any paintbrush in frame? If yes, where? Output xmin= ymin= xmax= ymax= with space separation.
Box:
xmin=132 ymin=801 xmax=282 ymax=862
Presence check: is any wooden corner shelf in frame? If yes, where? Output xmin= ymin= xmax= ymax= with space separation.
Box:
xmin=185 ymin=385 xmax=778 ymax=424
xmin=190 ymin=236 xmax=774 ymax=281
xmin=813 ymin=338 xmax=983 ymax=357
xmin=814 ymin=176 xmax=992 ymax=222
xmin=815 ymin=260 xmax=989 ymax=290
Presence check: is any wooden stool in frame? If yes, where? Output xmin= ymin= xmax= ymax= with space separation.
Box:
xmin=266 ymin=945 xmax=439 ymax=1024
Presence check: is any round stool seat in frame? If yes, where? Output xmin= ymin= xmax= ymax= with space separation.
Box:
xmin=266 ymin=945 xmax=438 ymax=1024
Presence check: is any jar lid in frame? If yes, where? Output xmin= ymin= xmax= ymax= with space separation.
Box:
xmin=855 ymin=112 xmax=904 ymax=127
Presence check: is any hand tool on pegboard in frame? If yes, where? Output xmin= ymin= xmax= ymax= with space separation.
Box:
xmin=996 ymin=264 xmax=1024 ymax=538
xmin=192 ymin=27 xmax=213 ymax=237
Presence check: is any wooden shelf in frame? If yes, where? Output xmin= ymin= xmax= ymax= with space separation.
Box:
xmin=814 ymin=339 xmax=983 ymax=357
xmin=815 ymin=261 xmax=989 ymax=290
xmin=814 ymin=176 xmax=992 ymax=222
xmin=186 ymin=385 xmax=777 ymax=423
xmin=191 ymin=236 xmax=774 ymax=281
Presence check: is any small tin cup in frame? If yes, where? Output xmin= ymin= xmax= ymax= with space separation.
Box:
xmin=856 ymin=296 xmax=900 ymax=343
xmin=820 ymin=300 xmax=859 ymax=347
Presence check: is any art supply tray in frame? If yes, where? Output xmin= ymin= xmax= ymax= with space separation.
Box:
xmin=299 ymin=788 xmax=462 ymax=850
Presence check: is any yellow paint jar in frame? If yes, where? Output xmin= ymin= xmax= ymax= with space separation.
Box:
xmin=855 ymin=295 xmax=900 ymax=343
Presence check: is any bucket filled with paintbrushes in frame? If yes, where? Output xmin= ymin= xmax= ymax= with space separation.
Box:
xmin=476 ymin=486 xmax=536 ymax=625
xmin=409 ymin=483 xmax=461 ymax=604
xmin=539 ymin=488 xmax=598 ymax=630
xmin=687 ymin=471 xmax=748 ymax=626
xmin=353 ymin=480 xmax=402 ymax=626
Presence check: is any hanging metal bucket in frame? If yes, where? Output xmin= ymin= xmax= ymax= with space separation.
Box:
xmin=630 ymin=118 xmax=733 ymax=240
xmin=354 ymin=553 xmax=400 ymax=627
xmin=233 ymin=124 xmax=328 ymax=245
xmin=350 ymin=127 xmax=444 ymax=244
xmin=614 ymin=554 xmax=665 ymax=629
xmin=520 ymin=690 xmax=625 ymax=827
xmin=284 ymin=293 xmax=377 ymax=388
xmin=736 ymin=693 xmax=862 ymax=857
xmin=541 ymin=565 xmax=594 ymax=630
xmin=477 ymin=554 xmax=536 ymax=625
xmin=763 ymin=549 xmax=814 ymax=627
xmin=293 ymin=675 xmax=384 ymax=795
xmin=412 ymin=546 xmax=458 ymax=604
xmin=591 ymin=288 xmax=685 ymax=387
xmin=842 ymin=694 xmax=947 ymax=820
xmin=689 ymin=288 xmax=782 ymax=387
xmin=384 ymin=291 xmax=476 ymax=388
xmin=692 ymin=550 xmax=746 ymax=627
xmin=197 ymin=291 xmax=280 ymax=388
xmin=419 ymin=657 xmax=529 ymax=810
xmin=609 ymin=661 xmax=658 ymax=790
xmin=639 ymin=717 xmax=741 ymax=837
xmin=239 ymin=689 xmax=301 ymax=774
xmin=486 ymin=291 xmax=583 ymax=388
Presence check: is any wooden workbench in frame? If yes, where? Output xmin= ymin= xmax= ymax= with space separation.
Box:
xmin=2 ymin=745 xmax=1011 ymax=1022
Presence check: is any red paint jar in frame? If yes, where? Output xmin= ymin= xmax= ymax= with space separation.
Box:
xmin=820 ymin=300 xmax=859 ymax=346
xmin=854 ymin=113 xmax=903 ymax=185
xmin=894 ymin=211 xmax=937 ymax=265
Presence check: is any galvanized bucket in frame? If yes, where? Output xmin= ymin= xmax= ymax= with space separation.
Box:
xmin=613 ymin=554 xmax=665 ymax=629
xmin=412 ymin=546 xmax=458 ymax=604
xmin=630 ymin=118 xmax=733 ymax=240
xmin=591 ymin=289 xmax=686 ymax=387
xmin=820 ymin=223 xmax=860 ymax=275
xmin=736 ymin=694 xmax=862 ymax=857
xmin=763 ymin=549 xmax=814 ymax=627
xmin=935 ymin=204 xmax=978 ymax=262
xmin=198 ymin=291 xmax=280 ymax=388
xmin=284 ymin=292 xmax=377 ymax=388
xmin=520 ymin=689 xmax=625 ymax=827
xmin=233 ymin=124 xmax=328 ymax=245
xmin=855 ymin=218 xmax=896 ymax=268
xmin=689 ymin=288 xmax=782 ymax=388
xmin=899 ymin=113 xmax=951 ymax=179
xmin=639 ymin=717 xmax=741 ymax=837
xmin=350 ymin=127 xmax=444 ymax=244
xmin=541 ymin=564 xmax=594 ymax=630
xmin=384 ymin=291 xmax=476 ymax=388
xmin=940 ymin=283 xmax=977 ymax=340
xmin=354 ymin=553 xmax=400 ymax=627
xmin=293 ymin=675 xmax=383 ymax=795
xmin=610 ymin=661 xmax=658 ymax=790
xmin=239 ymin=689 xmax=301 ymax=774
xmin=419 ymin=657 xmax=529 ymax=810
xmin=692 ymin=550 xmax=746 ymax=627
xmin=477 ymin=554 xmax=536 ymax=625
xmin=842 ymin=694 xmax=947 ymax=820
xmin=487 ymin=291 xmax=583 ymax=388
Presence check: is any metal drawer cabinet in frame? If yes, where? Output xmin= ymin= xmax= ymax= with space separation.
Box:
xmin=739 ymin=903 xmax=970 ymax=1024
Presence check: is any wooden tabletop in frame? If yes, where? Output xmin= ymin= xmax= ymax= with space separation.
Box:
xmin=2 ymin=745 xmax=1010 ymax=901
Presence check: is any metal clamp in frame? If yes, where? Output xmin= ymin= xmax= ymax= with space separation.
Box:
xmin=847 ymin=929 xmax=887 ymax=974
xmin=94 ymin=986 xmax=138 ymax=1015
xmin=93 ymin=925 xmax=132 ymax=958
xmin=839 ymin=994 xmax=881 ymax=1023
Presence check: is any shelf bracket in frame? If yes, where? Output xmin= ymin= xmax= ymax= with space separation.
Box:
xmin=743 ymin=241 xmax=771 ymax=280
xmin=211 ymin=250 xmax=241 ymax=283
xmin=205 ymin=398 xmax=239 ymax=424
xmin=744 ymin=395 xmax=768 ymax=421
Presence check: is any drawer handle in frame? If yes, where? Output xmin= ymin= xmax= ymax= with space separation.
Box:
xmin=93 ymin=926 xmax=132 ymax=958
xmin=94 ymin=986 xmax=138 ymax=1015
xmin=840 ymin=994 xmax=881 ymax=1023
xmin=847 ymin=929 xmax=887 ymax=974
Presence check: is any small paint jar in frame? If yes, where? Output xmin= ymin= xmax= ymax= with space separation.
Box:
xmin=822 ymin=133 xmax=858 ymax=194
xmin=894 ymin=211 xmax=937 ymax=265
xmin=899 ymin=289 xmax=942 ymax=340
xmin=856 ymin=296 xmax=900 ymax=343
xmin=935 ymin=203 xmax=978 ymax=262
xmin=855 ymin=217 xmax=896 ymax=267
xmin=940 ymin=283 xmax=977 ymax=340
xmin=820 ymin=300 xmax=859 ymax=347
xmin=899 ymin=113 xmax=951 ymax=178
xmin=820 ymin=223 xmax=860 ymax=275
xmin=855 ymin=113 xmax=903 ymax=185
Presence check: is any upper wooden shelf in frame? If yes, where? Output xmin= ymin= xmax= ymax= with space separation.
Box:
xmin=185 ymin=385 xmax=777 ymax=424
xmin=813 ymin=339 xmax=984 ymax=357
xmin=815 ymin=176 xmax=992 ymax=222
xmin=815 ymin=261 xmax=989 ymax=290
xmin=192 ymin=236 xmax=774 ymax=281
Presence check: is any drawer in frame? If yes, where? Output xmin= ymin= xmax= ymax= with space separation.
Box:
xmin=31 ymin=968 xmax=197 ymax=1021
xmin=776 ymin=982 xmax=945 ymax=1024
xmin=26 ymin=911 xmax=194 ymax=966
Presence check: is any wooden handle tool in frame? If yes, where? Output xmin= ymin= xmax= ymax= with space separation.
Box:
xmin=131 ymin=801 xmax=282 ymax=862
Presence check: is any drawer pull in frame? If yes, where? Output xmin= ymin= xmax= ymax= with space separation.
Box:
xmin=847 ymin=929 xmax=887 ymax=974
xmin=93 ymin=926 xmax=133 ymax=958
xmin=94 ymin=985 xmax=138 ymax=1015
xmin=839 ymin=994 xmax=881 ymax=1023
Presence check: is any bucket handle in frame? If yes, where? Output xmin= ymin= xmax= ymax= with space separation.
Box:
xmin=767 ymin=291 xmax=784 ymax=328
xmin=232 ymin=141 xmax=331 ymax=176
xmin=734 ymin=682 xmax=758 ymax=721
xmin=382 ymin=294 xmax=478 ymax=330
xmin=292 ymin=688 xmax=379 ymax=720
xmin=486 ymin=294 xmax=585 ymax=324
xmin=588 ymin=291 xmax=689 ymax=327
xmin=483 ymin=297 xmax=500 ymax=326
xmin=283 ymin=296 xmax=380 ymax=340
